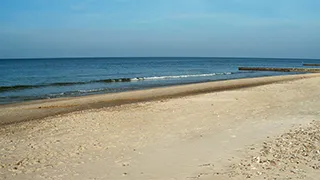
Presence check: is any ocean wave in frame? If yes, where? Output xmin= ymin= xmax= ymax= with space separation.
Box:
xmin=0 ymin=72 xmax=233 ymax=92
xmin=0 ymin=85 xmax=44 ymax=92
xmin=139 ymin=72 xmax=232 ymax=80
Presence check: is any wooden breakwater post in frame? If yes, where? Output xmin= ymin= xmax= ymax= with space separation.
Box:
xmin=303 ymin=64 xmax=320 ymax=66
xmin=238 ymin=67 xmax=320 ymax=73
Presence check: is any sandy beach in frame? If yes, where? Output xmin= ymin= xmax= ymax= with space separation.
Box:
xmin=1 ymin=74 xmax=320 ymax=180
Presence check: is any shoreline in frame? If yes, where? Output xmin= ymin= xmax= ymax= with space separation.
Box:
xmin=0 ymin=72 xmax=297 ymax=105
xmin=1 ymin=73 xmax=320 ymax=126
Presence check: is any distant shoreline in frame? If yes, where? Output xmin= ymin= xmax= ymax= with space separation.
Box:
xmin=1 ymin=73 xmax=320 ymax=126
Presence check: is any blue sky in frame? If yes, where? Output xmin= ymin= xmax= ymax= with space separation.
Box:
xmin=1 ymin=0 xmax=320 ymax=59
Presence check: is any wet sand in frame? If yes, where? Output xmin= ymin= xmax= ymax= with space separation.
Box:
xmin=0 ymin=74 xmax=320 ymax=180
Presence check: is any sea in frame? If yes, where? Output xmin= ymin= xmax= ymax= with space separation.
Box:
xmin=0 ymin=57 xmax=319 ymax=104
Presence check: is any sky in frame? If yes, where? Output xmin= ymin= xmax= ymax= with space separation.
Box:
xmin=0 ymin=0 xmax=320 ymax=59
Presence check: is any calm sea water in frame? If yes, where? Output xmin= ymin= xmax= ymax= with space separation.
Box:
xmin=0 ymin=57 xmax=319 ymax=104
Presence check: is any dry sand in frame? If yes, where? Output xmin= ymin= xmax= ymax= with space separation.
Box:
xmin=213 ymin=120 xmax=320 ymax=180
xmin=0 ymin=74 xmax=320 ymax=180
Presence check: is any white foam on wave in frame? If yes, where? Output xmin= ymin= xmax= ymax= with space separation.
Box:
xmin=131 ymin=72 xmax=232 ymax=81
xmin=78 ymin=88 xmax=106 ymax=93
xmin=47 ymin=88 xmax=107 ymax=97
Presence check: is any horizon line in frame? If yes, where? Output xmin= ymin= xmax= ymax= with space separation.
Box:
xmin=1 ymin=56 xmax=320 ymax=61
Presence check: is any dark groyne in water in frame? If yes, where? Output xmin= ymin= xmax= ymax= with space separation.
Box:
xmin=238 ymin=67 xmax=320 ymax=73
xmin=303 ymin=64 xmax=320 ymax=67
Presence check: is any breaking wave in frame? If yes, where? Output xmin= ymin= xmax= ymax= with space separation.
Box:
xmin=0 ymin=72 xmax=234 ymax=92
